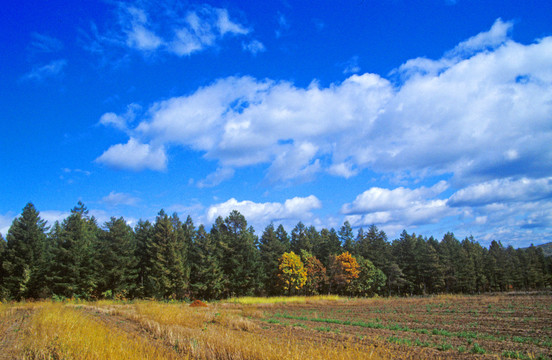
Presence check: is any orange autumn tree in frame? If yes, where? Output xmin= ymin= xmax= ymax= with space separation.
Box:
xmin=278 ymin=251 xmax=307 ymax=295
xmin=300 ymin=250 xmax=327 ymax=295
xmin=328 ymin=251 xmax=360 ymax=295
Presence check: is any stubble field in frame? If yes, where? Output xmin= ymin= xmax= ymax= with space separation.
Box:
xmin=1 ymin=293 xmax=551 ymax=359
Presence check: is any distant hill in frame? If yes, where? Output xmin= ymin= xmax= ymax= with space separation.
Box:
xmin=535 ymin=242 xmax=552 ymax=257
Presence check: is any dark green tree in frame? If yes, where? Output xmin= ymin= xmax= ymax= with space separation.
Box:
xmin=48 ymin=202 xmax=101 ymax=299
xmin=351 ymin=256 xmax=387 ymax=297
xmin=97 ymin=217 xmax=138 ymax=298
xmin=291 ymin=222 xmax=312 ymax=254
xmin=2 ymin=203 xmax=49 ymax=299
xmin=314 ymin=228 xmax=341 ymax=267
xmin=148 ymin=210 xmax=187 ymax=299
xmin=338 ymin=221 xmax=355 ymax=254
xmin=190 ymin=224 xmax=225 ymax=299
xmin=220 ymin=211 xmax=262 ymax=297
xmin=0 ymin=233 xmax=7 ymax=299
xmin=134 ymin=220 xmax=154 ymax=297
xmin=260 ymin=223 xmax=288 ymax=295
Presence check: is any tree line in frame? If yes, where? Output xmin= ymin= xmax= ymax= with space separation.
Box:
xmin=0 ymin=202 xmax=550 ymax=301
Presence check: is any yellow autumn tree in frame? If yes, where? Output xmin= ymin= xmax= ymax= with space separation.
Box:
xmin=278 ymin=251 xmax=307 ymax=295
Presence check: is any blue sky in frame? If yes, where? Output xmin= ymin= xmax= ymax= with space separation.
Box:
xmin=1 ymin=0 xmax=552 ymax=247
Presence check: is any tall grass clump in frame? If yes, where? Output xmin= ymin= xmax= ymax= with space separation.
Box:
xmin=22 ymin=303 xmax=179 ymax=360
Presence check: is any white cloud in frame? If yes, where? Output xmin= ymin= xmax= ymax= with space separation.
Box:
xmin=242 ymin=39 xmax=265 ymax=55
xmin=95 ymin=138 xmax=167 ymax=171
xmin=98 ymin=103 xmax=141 ymax=132
xmin=448 ymin=177 xmax=552 ymax=207
xmin=101 ymin=191 xmax=140 ymax=207
xmin=341 ymin=182 xmax=454 ymax=232
xmin=206 ymin=195 xmax=322 ymax=226
xmin=342 ymin=181 xmax=448 ymax=214
xmin=22 ymin=59 xmax=67 ymax=82
xmin=90 ymin=3 xmax=252 ymax=58
xmin=99 ymin=19 xmax=552 ymax=194
xmin=123 ymin=7 xmax=163 ymax=51
xmin=448 ymin=18 xmax=512 ymax=57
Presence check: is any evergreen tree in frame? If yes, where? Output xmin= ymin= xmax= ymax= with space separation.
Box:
xmin=275 ymin=224 xmax=290 ymax=252
xmin=220 ymin=211 xmax=262 ymax=297
xmin=438 ymin=232 xmax=463 ymax=293
xmin=392 ymin=231 xmax=418 ymax=295
xmin=260 ymin=223 xmax=288 ymax=295
xmin=148 ymin=210 xmax=187 ymax=299
xmin=2 ymin=203 xmax=49 ymax=299
xmin=320 ymin=228 xmax=342 ymax=266
xmin=291 ymin=222 xmax=313 ymax=254
xmin=0 ymin=233 xmax=9 ymax=299
xmin=48 ymin=202 xmax=101 ymax=299
xmin=98 ymin=217 xmax=137 ymax=298
xmin=338 ymin=221 xmax=355 ymax=254
xmin=190 ymin=225 xmax=225 ymax=299
xmin=134 ymin=220 xmax=154 ymax=297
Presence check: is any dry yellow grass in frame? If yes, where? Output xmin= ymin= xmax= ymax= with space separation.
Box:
xmin=21 ymin=302 xmax=180 ymax=360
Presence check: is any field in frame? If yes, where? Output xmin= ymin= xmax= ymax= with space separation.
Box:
xmin=0 ymin=293 xmax=551 ymax=359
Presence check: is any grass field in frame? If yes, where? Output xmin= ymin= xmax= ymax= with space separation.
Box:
xmin=0 ymin=293 xmax=551 ymax=359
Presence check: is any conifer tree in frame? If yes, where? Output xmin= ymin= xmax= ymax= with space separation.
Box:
xmin=190 ymin=224 xmax=225 ymax=299
xmin=220 ymin=211 xmax=261 ymax=297
xmin=148 ymin=210 xmax=187 ymax=299
xmin=48 ymin=202 xmax=101 ymax=299
xmin=260 ymin=223 xmax=288 ymax=295
xmin=338 ymin=221 xmax=355 ymax=254
xmin=0 ymin=234 xmax=6 ymax=298
xmin=2 ymin=203 xmax=49 ymax=299
xmin=134 ymin=220 xmax=154 ymax=297
xmin=98 ymin=217 xmax=137 ymax=298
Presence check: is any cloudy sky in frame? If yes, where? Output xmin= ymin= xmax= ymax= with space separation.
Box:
xmin=1 ymin=0 xmax=551 ymax=247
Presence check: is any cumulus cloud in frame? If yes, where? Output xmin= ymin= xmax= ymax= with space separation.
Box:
xmin=95 ymin=138 xmax=167 ymax=171
xmin=448 ymin=177 xmax=552 ymax=207
xmin=101 ymin=191 xmax=140 ymax=207
xmin=98 ymin=19 xmax=552 ymax=194
xmin=206 ymin=195 xmax=322 ymax=226
xmin=341 ymin=182 xmax=454 ymax=231
xmin=342 ymin=181 xmax=448 ymax=214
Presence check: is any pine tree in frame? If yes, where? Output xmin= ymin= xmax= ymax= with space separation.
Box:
xmin=0 ymin=233 xmax=9 ymax=299
xmin=2 ymin=203 xmax=49 ymax=299
xmin=339 ymin=221 xmax=355 ymax=254
xmin=134 ymin=220 xmax=154 ymax=297
xmin=148 ymin=210 xmax=187 ymax=299
xmin=98 ymin=217 xmax=138 ymax=299
xmin=220 ymin=211 xmax=261 ymax=297
xmin=260 ymin=223 xmax=288 ymax=295
xmin=48 ymin=202 xmax=101 ymax=299
xmin=314 ymin=228 xmax=341 ymax=267
xmin=290 ymin=222 xmax=312 ymax=254
xmin=190 ymin=225 xmax=225 ymax=299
